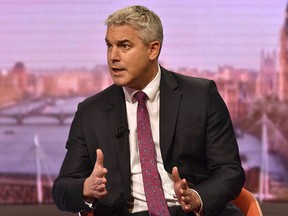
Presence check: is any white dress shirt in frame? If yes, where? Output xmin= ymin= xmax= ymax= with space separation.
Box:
xmin=123 ymin=66 xmax=180 ymax=213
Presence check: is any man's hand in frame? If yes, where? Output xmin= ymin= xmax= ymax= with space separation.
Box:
xmin=172 ymin=167 xmax=202 ymax=213
xmin=83 ymin=149 xmax=108 ymax=201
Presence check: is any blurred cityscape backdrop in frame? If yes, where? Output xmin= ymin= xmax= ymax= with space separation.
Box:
xmin=0 ymin=0 xmax=288 ymax=206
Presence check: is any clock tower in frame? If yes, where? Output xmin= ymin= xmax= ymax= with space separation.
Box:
xmin=279 ymin=5 xmax=288 ymax=101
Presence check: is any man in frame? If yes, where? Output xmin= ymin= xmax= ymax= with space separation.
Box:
xmin=52 ymin=5 xmax=245 ymax=216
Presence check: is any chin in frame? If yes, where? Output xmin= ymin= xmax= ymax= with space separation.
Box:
xmin=112 ymin=79 xmax=126 ymax=87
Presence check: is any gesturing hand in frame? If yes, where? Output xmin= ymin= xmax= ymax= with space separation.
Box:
xmin=172 ymin=167 xmax=201 ymax=213
xmin=83 ymin=149 xmax=108 ymax=201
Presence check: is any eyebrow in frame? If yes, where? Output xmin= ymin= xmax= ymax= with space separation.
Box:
xmin=105 ymin=38 xmax=131 ymax=44
xmin=117 ymin=39 xmax=130 ymax=44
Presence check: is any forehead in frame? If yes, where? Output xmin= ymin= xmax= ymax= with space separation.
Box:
xmin=105 ymin=25 xmax=141 ymax=42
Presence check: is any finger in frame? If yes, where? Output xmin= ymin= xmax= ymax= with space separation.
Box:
xmin=181 ymin=194 xmax=192 ymax=203
xmin=95 ymin=183 xmax=106 ymax=192
xmin=92 ymin=188 xmax=107 ymax=199
xmin=96 ymin=149 xmax=104 ymax=168
xmin=183 ymin=203 xmax=193 ymax=212
xmin=172 ymin=167 xmax=188 ymax=190
xmin=172 ymin=166 xmax=181 ymax=183
xmin=92 ymin=149 xmax=108 ymax=178
xmin=180 ymin=178 xmax=188 ymax=190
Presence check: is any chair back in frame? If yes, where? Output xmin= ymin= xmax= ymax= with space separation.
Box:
xmin=232 ymin=188 xmax=263 ymax=216
xmin=78 ymin=210 xmax=93 ymax=216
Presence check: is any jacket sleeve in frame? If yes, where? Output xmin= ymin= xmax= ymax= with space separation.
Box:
xmin=193 ymin=80 xmax=245 ymax=216
xmin=52 ymin=103 xmax=94 ymax=213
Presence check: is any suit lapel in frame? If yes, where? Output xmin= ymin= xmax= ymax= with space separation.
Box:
xmin=105 ymin=86 xmax=131 ymax=182
xmin=159 ymin=68 xmax=181 ymax=172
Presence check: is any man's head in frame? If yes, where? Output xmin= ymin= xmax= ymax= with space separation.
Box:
xmin=105 ymin=5 xmax=163 ymax=47
xmin=104 ymin=5 xmax=163 ymax=90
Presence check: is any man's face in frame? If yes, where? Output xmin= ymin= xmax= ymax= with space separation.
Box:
xmin=105 ymin=25 xmax=158 ymax=90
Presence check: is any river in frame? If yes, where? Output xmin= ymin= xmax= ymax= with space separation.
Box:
xmin=0 ymin=97 xmax=84 ymax=176
xmin=0 ymin=97 xmax=286 ymax=183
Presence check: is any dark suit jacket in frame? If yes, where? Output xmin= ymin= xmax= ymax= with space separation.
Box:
xmin=52 ymin=66 xmax=245 ymax=216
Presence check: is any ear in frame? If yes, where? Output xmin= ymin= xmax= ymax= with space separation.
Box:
xmin=148 ymin=41 xmax=161 ymax=61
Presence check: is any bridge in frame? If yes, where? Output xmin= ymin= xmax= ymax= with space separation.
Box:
xmin=0 ymin=112 xmax=75 ymax=125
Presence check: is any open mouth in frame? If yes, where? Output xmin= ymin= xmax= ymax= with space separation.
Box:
xmin=111 ymin=67 xmax=125 ymax=73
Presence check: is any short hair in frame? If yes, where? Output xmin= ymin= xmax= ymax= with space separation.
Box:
xmin=105 ymin=5 xmax=163 ymax=46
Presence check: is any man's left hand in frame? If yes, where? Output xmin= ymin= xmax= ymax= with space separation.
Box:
xmin=172 ymin=166 xmax=202 ymax=213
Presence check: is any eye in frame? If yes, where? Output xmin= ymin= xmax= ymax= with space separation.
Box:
xmin=105 ymin=38 xmax=112 ymax=48
xmin=121 ymin=44 xmax=130 ymax=49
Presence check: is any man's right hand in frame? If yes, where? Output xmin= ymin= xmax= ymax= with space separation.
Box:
xmin=83 ymin=149 xmax=108 ymax=201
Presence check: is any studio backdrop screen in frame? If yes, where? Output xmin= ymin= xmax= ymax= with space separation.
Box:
xmin=0 ymin=0 xmax=288 ymax=205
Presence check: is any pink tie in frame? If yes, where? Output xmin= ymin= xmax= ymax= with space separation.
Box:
xmin=134 ymin=91 xmax=170 ymax=216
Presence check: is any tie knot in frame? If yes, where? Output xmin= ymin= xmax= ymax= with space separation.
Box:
xmin=134 ymin=91 xmax=147 ymax=103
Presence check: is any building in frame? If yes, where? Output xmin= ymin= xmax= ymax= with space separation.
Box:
xmin=10 ymin=62 xmax=29 ymax=92
xmin=256 ymin=51 xmax=278 ymax=99
xmin=279 ymin=4 xmax=288 ymax=101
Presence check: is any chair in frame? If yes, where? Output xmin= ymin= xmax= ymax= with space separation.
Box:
xmin=232 ymin=188 xmax=263 ymax=216
xmin=78 ymin=210 xmax=93 ymax=216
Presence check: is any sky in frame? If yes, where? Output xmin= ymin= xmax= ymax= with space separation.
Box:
xmin=0 ymin=0 xmax=287 ymax=71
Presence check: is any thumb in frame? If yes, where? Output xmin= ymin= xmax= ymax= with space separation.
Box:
xmin=95 ymin=149 xmax=104 ymax=168
xmin=172 ymin=166 xmax=181 ymax=183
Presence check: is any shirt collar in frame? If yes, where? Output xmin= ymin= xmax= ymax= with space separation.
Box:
xmin=123 ymin=65 xmax=161 ymax=103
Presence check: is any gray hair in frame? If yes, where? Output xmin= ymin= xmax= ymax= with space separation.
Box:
xmin=105 ymin=5 xmax=163 ymax=46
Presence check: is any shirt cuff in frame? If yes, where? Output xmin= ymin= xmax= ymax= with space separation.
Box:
xmin=189 ymin=188 xmax=203 ymax=216
xmin=84 ymin=199 xmax=95 ymax=209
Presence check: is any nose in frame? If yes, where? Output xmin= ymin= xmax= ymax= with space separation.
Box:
xmin=108 ymin=47 xmax=120 ymax=63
